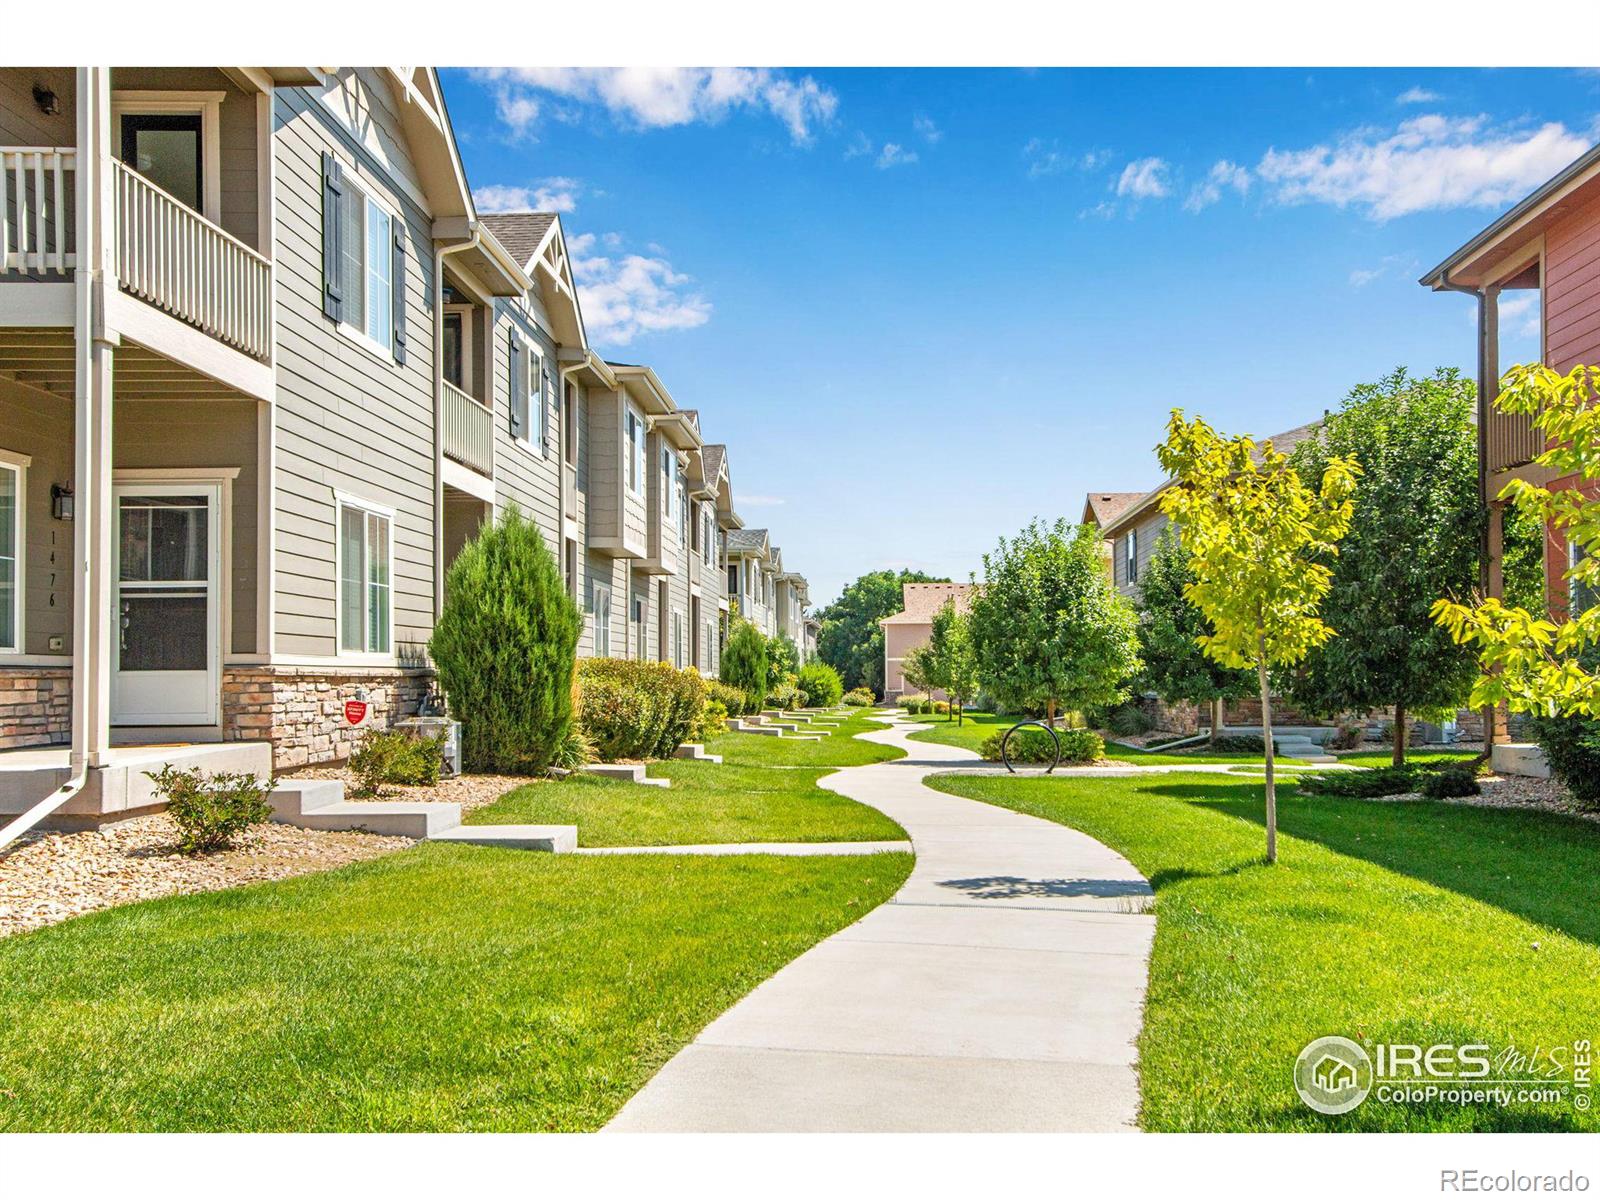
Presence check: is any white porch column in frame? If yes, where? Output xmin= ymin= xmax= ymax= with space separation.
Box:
xmin=71 ymin=67 xmax=117 ymax=770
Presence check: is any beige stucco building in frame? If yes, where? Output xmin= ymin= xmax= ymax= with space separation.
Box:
xmin=879 ymin=581 xmax=973 ymax=699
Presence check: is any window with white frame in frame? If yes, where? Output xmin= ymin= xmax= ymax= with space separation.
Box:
xmin=676 ymin=467 xmax=688 ymax=545
xmin=702 ymin=510 xmax=715 ymax=566
xmin=625 ymin=409 xmax=644 ymax=496
xmin=592 ymin=583 xmax=612 ymax=656
xmin=1125 ymin=529 xmax=1138 ymax=584
xmin=515 ymin=341 xmax=547 ymax=453
xmin=337 ymin=176 xmax=396 ymax=354
xmin=337 ymin=496 xmax=392 ymax=655
xmin=673 ymin=609 xmax=684 ymax=668
xmin=1572 ymin=541 xmax=1597 ymax=617
xmin=0 ymin=454 xmax=24 ymax=653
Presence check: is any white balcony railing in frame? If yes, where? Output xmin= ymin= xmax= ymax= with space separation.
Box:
xmin=1 ymin=147 xmax=76 ymax=273
xmin=443 ymin=381 xmax=494 ymax=477
xmin=113 ymin=160 xmax=271 ymax=362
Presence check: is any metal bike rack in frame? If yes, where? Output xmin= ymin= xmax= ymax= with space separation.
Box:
xmin=1000 ymin=719 xmax=1062 ymax=774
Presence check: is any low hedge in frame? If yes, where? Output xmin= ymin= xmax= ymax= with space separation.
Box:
xmin=1296 ymin=765 xmax=1420 ymax=798
xmin=577 ymin=658 xmax=707 ymax=761
xmin=705 ymin=680 xmax=752 ymax=717
xmin=842 ymin=688 xmax=875 ymax=707
xmin=979 ymin=726 xmax=1104 ymax=765
xmin=797 ymin=661 xmax=844 ymax=708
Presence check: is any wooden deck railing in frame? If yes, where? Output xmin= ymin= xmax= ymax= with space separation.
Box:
xmin=1485 ymin=407 xmax=1544 ymax=474
xmin=113 ymin=160 xmax=272 ymax=362
xmin=0 ymin=147 xmax=76 ymax=273
xmin=443 ymin=381 xmax=494 ymax=477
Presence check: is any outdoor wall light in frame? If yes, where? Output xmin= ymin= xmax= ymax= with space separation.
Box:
xmin=51 ymin=483 xmax=73 ymax=522
xmin=32 ymin=85 xmax=60 ymax=117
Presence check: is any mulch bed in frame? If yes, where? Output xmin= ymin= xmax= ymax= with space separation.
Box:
xmin=0 ymin=816 xmax=412 ymax=939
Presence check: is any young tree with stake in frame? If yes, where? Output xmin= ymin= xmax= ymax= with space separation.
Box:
xmin=1158 ymin=413 xmax=1359 ymax=865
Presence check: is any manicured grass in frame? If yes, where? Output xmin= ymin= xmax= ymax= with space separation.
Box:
xmin=907 ymin=710 xmax=1307 ymax=766
xmin=0 ymin=844 xmax=911 ymax=1131
xmin=925 ymin=770 xmax=1600 ymax=1132
xmin=465 ymin=761 xmax=907 ymax=846
xmin=703 ymin=709 xmax=902 ymax=767
xmin=1334 ymin=748 xmax=1480 ymax=769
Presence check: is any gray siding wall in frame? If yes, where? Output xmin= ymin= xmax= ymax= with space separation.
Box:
xmin=271 ymin=73 xmax=437 ymax=661
xmin=1111 ymin=510 xmax=1169 ymax=599
xmin=489 ymin=303 xmax=560 ymax=543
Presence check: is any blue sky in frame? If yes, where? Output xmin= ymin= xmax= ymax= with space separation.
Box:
xmin=440 ymin=67 xmax=1600 ymax=605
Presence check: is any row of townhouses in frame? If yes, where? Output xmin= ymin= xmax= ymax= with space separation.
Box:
xmin=0 ymin=67 xmax=811 ymax=827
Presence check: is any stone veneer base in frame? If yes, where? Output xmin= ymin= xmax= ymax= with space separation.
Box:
xmin=0 ymin=667 xmax=72 ymax=751
xmin=222 ymin=665 xmax=432 ymax=769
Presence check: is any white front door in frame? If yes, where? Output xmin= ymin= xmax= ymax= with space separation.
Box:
xmin=111 ymin=483 xmax=222 ymax=726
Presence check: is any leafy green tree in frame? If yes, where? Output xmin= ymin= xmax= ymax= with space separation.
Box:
xmin=901 ymin=644 xmax=935 ymax=701
xmin=719 ymin=618 xmax=770 ymax=714
xmin=929 ymin=599 xmax=980 ymax=724
xmin=1136 ymin=526 xmax=1253 ymax=743
xmin=1286 ymin=368 xmax=1484 ymax=765
xmin=815 ymin=568 xmax=947 ymax=695
xmin=1158 ymin=413 xmax=1360 ymax=865
xmin=1435 ymin=363 xmax=1600 ymax=718
xmin=969 ymin=519 xmax=1142 ymax=726
xmin=767 ymin=633 xmax=799 ymax=680
xmin=429 ymin=506 xmax=581 ymax=773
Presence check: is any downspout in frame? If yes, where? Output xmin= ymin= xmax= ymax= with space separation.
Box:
xmin=1440 ymin=271 xmax=1498 ymax=753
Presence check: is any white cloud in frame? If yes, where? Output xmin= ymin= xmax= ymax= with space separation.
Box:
xmin=473 ymin=67 xmax=837 ymax=144
xmin=738 ymin=494 xmax=787 ymax=507
xmin=1022 ymin=138 xmax=1111 ymax=179
xmin=1183 ymin=159 xmax=1252 ymax=212
xmin=1348 ymin=266 xmax=1385 ymax=287
xmin=1078 ymin=200 xmax=1119 ymax=221
xmin=844 ymin=130 xmax=873 ymax=159
xmin=1397 ymin=87 xmax=1441 ymax=104
xmin=1347 ymin=253 xmax=1416 ymax=288
xmin=568 ymin=232 xmax=711 ymax=348
xmin=1116 ymin=157 xmax=1171 ymax=199
xmin=1494 ymin=292 xmax=1542 ymax=340
xmin=473 ymin=176 xmax=583 ymax=215
xmin=1256 ymin=114 xmax=1593 ymax=220
xmin=876 ymin=142 xmax=918 ymax=169
xmin=913 ymin=114 xmax=943 ymax=143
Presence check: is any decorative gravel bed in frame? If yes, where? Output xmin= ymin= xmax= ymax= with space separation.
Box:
xmin=1346 ymin=773 xmax=1589 ymax=820
xmin=0 ymin=816 xmax=412 ymax=939
xmin=289 ymin=767 xmax=532 ymax=815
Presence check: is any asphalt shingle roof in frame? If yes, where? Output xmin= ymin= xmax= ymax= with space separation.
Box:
xmin=478 ymin=213 xmax=557 ymax=269
xmin=881 ymin=582 xmax=974 ymax=626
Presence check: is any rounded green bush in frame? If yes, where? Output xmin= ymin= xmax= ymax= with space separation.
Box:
xmin=797 ymin=661 xmax=844 ymax=708
xmin=979 ymin=726 xmax=1104 ymax=764
xmin=577 ymin=658 xmax=707 ymax=761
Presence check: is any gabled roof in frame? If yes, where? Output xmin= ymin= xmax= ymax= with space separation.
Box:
xmin=701 ymin=444 xmax=726 ymax=482
xmin=478 ymin=213 xmax=557 ymax=267
xmin=728 ymin=527 xmax=769 ymax=556
xmin=478 ymin=212 xmax=586 ymax=347
xmin=1098 ymin=418 xmax=1324 ymax=540
xmin=880 ymin=582 xmax=974 ymax=627
xmin=1422 ymin=139 xmax=1600 ymax=291
xmin=1082 ymin=492 xmax=1145 ymax=530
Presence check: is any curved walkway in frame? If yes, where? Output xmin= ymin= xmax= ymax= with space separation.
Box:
xmin=606 ymin=711 xmax=1155 ymax=1133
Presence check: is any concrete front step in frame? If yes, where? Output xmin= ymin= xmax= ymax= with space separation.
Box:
xmin=729 ymin=719 xmax=782 ymax=736
xmin=673 ymin=743 xmax=724 ymax=764
xmin=583 ymin=763 xmax=671 ymax=788
xmin=269 ymin=779 xmax=462 ymax=839
xmin=1274 ymin=737 xmax=1335 ymax=764
xmin=431 ymin=824 xmax=578 ymax=852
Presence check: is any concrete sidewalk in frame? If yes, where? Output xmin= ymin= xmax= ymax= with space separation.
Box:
xmin=606 ymin=712 xmax=1155 ymax=1133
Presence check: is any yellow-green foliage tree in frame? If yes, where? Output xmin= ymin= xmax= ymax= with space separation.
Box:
xmin=1433 ymin=363 xmax=1600 ymax=717
xmin=1158 ymin=413 xmax=1360 ymax=864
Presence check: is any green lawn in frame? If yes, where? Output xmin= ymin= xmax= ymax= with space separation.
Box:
xmin=1333 ymin=748 xmax=1480 ymax=769
xmin=925 ymin=770 xmax=1600 ymax=1132
xmin=907 ymin=710 xmax=1308 ymax=766
xmin=702 ymin=708 xmax=902 ymax=768
xmin=465 ymin=760 xmax=907 ymax=846
xmin=0 ymin=844 xmax=911 ymax=1131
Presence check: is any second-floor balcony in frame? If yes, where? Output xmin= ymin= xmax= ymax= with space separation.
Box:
xmin=443 ymin=380 xmax=494 ymax=478
xmin=2 ymin=146 xmax=271 ymax=363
